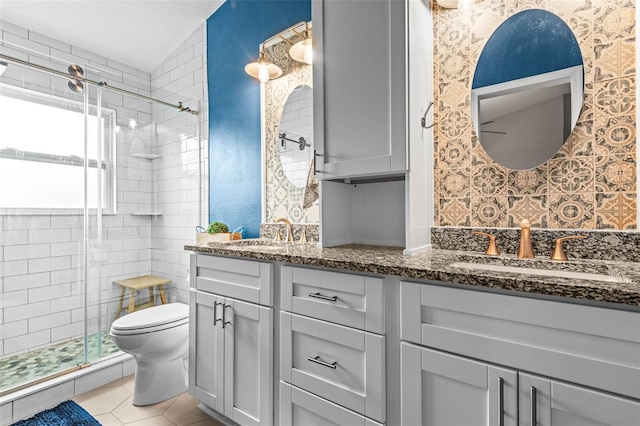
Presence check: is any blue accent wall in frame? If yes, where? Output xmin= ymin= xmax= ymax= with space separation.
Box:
xmin=207 ymin=0 xmax=311 ymax=238
xmin=472 ymin=9 xmax=582 ymax=89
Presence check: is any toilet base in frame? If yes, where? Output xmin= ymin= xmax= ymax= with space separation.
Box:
xmin=132 ymin=355 xmax=188 ymax=406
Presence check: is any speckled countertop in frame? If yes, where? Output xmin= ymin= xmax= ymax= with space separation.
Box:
xmin=185 ymin=240 xmax=640 ymax=308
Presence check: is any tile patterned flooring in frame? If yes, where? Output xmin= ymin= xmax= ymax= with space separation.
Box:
xmin=0 ymin=331 xmax=120 ymax=393
xmin=73 ymin=375 xmax=224 ymax=426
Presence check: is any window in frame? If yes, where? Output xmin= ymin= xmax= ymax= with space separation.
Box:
xmin=0 ymin=84 xmax=116 ymax=212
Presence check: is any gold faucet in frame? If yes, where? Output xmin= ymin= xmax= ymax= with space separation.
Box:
xmin=518 ymin=219 xmax=535 ymax=259
xmin=274 ymin=217 xmax=294 ymax=242
xmin=550 ymin=235 xmax=588 ymax=261
xmin=472 ymin=231 xmax=500 ymax=256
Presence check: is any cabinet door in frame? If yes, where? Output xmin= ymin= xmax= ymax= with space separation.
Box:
xmin=519 ymin=373 xmax=640 ymax=426
xmin=189 ymin=289 xmax=224 ymax=413
xmin=223 ymin=298 xmax=273 ymax=426
xmin=313 ymin=0 xmax=406 ymax=179
xmin=401 ymin=342 xmax=517 ymax=426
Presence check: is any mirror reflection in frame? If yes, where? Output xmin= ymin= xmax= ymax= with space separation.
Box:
xmin=471 ymin=9 xmax=584 ymax=170
xmin=278 ymin=84 xmax=313 ymax=188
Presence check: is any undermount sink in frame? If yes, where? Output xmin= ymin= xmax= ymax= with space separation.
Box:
xmin=208 ymin=239 xmax=293 ymax=250
xmin=450 ymin=261 xmax=626 ymax=283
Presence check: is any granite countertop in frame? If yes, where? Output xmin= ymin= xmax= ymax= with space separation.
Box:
xmin=185 ymin=240 xmax=640 ymax=308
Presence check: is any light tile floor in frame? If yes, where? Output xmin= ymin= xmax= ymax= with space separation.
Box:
xmin=73 ymin=375 xmax=224 ymax=426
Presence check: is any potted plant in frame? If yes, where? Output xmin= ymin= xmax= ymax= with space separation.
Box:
xmin=196 ymin=221 xmax=232 ymax=244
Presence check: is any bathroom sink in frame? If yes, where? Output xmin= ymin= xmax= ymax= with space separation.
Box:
xmin=450 ymin=261 xmax=625 ymax=283
xmin=208 ymin=239 xmax=291 ymax=250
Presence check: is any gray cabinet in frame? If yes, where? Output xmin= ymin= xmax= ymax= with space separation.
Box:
xmin=315 ymin=0 xmax=434 ymax=253
xmin=279 ymin=266 xmax=386 ymax=425
xmin=313 ymin=0 xmax=406 ymax=179
xmin=400 ymin=281 xmax=640 ymax=425
xmin=401 ymin=343 xmax=517 ymax=426
xmin=189 ymin=254 xmax=274 ymax=426
xmin=519 ymin=373 xmax=640 ymax=426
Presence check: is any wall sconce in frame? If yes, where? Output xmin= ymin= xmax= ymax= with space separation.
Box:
xmin=245 ymin=21 xmax=312 ymax=82
xmin=289 ymin=23 xmax=313 ymax=65
xmin=436 ymin=0 xmax=472 ymax=8
xmin=245 ymin=49 xmax=283 ymax=83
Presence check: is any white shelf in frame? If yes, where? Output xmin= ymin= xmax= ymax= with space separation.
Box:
xmin=130 ymin=212 xmax=163 ymax=216
xmin=131 ymin=153 xmax=161 ymax=160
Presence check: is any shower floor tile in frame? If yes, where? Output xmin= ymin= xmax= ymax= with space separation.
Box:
xmin=0 ymin=330 xmax=120 ymax=394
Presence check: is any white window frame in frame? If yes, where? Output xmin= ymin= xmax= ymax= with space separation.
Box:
xmin=0 ymin=83 xmax=117 ymax=215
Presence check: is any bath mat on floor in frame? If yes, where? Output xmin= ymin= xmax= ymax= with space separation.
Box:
xmin=11 ymin=400 xmax=101 ymax=425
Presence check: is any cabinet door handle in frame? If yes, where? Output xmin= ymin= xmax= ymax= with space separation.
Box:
xmin=222 ymin=304 xmax=232 ymax=328
xmin=213 ymin=301 xmax=222 ymax=326
xmin=530 ymin=386 xmax=537 ymax=426
xmin=498 ymin=377 xmax=504 ymax=426
xmin=308 ymin=355 xmax=337 ymax=369
xmin=309 ymin=292 xmax=337 ymax=302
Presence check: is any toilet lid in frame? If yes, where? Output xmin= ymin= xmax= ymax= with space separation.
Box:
xmin=111 ymin=303 xmax=189 ymax=333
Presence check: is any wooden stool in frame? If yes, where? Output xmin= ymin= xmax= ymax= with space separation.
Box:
xmin=114 ymin=275 xmax=170 ymax=319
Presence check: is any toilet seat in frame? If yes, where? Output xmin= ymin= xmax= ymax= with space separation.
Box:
xmin=111 ymin=303 xmax=189 ymax=336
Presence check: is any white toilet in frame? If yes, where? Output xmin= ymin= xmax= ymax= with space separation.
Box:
xmin=110 ymin=302 xmax=189 ymax=406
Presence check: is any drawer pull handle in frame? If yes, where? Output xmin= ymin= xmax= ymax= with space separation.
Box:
xmin=309 ymin=292 xmax=337 ymax=302
xmin=530 ymin=386 xmax=537 ymax=426
xmin=498 ymin=377 xmax=504 ymax=426
xmin=308 ymin=355 xmax=337 ymax=369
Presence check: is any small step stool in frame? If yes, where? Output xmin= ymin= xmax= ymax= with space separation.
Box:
xmin=114 ymin=275 xmax=170 ymax=319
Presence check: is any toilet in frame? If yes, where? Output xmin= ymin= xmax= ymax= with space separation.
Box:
xmin=110 ymin=302 xmax=189 ymax=406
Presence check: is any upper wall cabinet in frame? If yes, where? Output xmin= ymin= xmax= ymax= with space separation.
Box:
xmin=314 ymin=0 xmax=433 ymax=253
xmin=313 ymin=0 xmax=409 ymax=180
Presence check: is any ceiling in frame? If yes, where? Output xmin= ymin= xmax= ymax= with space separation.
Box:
xmin=0 ymin=0 xmax=225 ymax=73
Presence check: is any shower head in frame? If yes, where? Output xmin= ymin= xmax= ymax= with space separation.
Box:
xmin=68 ymin=79 xmax=84 ymax=92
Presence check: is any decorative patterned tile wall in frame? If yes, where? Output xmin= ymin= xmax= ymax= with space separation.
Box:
xmin=433 ymin=0 xmax=637 ymax=230
xmin=264 ymin=42 xmax=319 ymax=224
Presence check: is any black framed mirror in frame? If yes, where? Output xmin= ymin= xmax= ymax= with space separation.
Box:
xmin=471 ymin=9 xmax=584 ymax=170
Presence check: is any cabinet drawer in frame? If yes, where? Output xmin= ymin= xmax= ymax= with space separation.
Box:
xmin=280 ymin=382 xmax=384 ymax=426
xmin=280 ymin=312 xmax=385 ymax=423
xmin=281 ymin=266 xmax=384 ymax=333
xmin=191 ymin=254 xmax=273 ymax=306
xmin=401 ymin=281 xmax=640 ymax=399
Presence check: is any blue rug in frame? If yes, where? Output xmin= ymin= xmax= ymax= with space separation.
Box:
xmin=11 ymin=400 xmax=101 ymax=425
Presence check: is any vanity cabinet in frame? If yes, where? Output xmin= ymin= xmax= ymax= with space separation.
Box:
xmin=279 ymin=266 xmax=386 ymax=425
xmin=189 ymin=255 xmax=274 ymax=426
xmin=401 ymin=343 xmax=640 ymax=426
xmin=400 ymin=281 xmax=640 ymax=425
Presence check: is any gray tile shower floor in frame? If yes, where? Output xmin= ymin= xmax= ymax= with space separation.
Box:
xmin=0 ymin=330 xmax=120 ymax=393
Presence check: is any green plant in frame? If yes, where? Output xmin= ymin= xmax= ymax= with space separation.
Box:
xmin=207 ymin=221 xmax=229 ymax=234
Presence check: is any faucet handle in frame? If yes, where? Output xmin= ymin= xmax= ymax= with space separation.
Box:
xmin=550 ymin=235 xmax=588 ymax=261
xmin=275 ymin=227 xmax=282 ymax=242
xmin=472 ymin=231 xmax=500 ymax=256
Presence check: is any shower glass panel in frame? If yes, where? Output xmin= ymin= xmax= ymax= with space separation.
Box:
xmin=0 ymin=44 xmax=202 ymax=396
xmin=0 ymin=62 xmax=112 ymax=394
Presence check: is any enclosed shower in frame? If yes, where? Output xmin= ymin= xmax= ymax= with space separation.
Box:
xmin=0 ymin=27 xmax=207 ymax=398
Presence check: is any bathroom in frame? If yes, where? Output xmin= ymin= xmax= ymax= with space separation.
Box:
xmin=1 ymin=0 xmax=639 ymax=425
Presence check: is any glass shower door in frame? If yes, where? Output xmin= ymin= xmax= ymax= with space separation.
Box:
xmin=0 ymin=62 xmax=113 ymax=393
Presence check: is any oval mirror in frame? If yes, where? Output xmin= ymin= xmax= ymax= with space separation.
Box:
xmin=278 ymin=84 xmax=313 ymax=188
xmin=471 ymin=9 xmax=584 ymax=170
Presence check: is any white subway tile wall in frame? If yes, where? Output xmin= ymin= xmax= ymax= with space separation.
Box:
xmin=0 ymin=21 xmax=208 ymax=357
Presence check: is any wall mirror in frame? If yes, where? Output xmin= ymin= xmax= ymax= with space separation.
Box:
xmin=278 ymin=84 xmax=313 ymax=188
xmin=471 ymin=9 xmax=584 ymax=170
